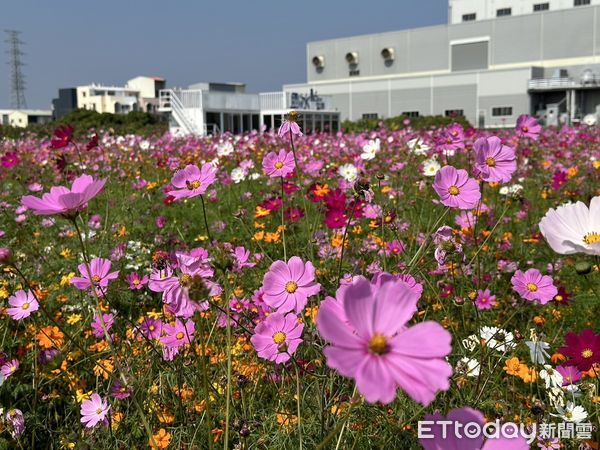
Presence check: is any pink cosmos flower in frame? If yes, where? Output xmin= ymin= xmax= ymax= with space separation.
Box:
xmin=262 ymin=149 xmax=295 ymax=178
xmin=473 ymin=136 xmax=517 ymax=183
xmin=251 ymin=312 xmax=304 ymax=364
xmin=1 ymin=152 xmax=19 ymax=168
xmin=6 ymin=289 xmax=39 ymax=320
xmin=232 ymin=246 xmax=256 ymax=272
xmin=556 ymin=365 xmax=581 ymax=385
xmin=0 ymin=359 xmax=19 ymax=379
xmin=80 ymin=393 xmax=110 ymax=428
xmin=169 ymin=163 xmax=217 ymax=200
xmin=433 ymin=166 xmax=481 ymax=210
xmin=148 ymin=249 xmax=221 ymax=317
xmin=70 ymin=257 xmax=119 ymax=292
xmin=437 ymin=124 xmax=465 ymax=154
xmin=511 ymin=269 xmax=557 ymax=304
xmin=420 ymin=407 xmax=529 ymax=450
xmin=316 ymin=274 xmax=452 ymax=405
xmin=21 ymin=174 xmax=106 ymax=217
xmin=126 ymin=272 xmax=148 ymax=290
xmin=385 ymin=239 xmax=406 ymax=256
xmin=160 ymin=319 xmax=195 ymax=349
xmin=278 ymin=115 xmax=303 ymax=137
xmin=138 ymin=317 xmax=163 ymax=340
xmin=474 ymin=289 xmax=496 ymax=310
xmin=515 ymin=114 xmax=541 ymax=140
xmin=261 ymin=256 xmax=321 ymax=313
xmin=90 ymin=313 xmax=115 ymax=338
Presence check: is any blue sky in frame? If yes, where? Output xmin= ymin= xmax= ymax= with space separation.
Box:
xmin=1 ymin=0 xmax=447 ymax=108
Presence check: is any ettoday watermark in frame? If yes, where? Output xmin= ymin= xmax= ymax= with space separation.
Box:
xmin=418 ymin=419 xmax=594 ymax=444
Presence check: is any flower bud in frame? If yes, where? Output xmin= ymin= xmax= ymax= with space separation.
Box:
xmin=575 ymin=261 xmax=592 ymax=275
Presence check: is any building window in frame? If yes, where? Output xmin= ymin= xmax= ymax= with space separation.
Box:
xmin=533 ymin=2 xmax=549 ymax=11
xmin=574 ymin=0 xmax=591 ymax=5
xmin=462 ymin=13 xmax=476 ymax=21
xmin=492 ymin=106 xmax=513 ymax=116
xmin=402 ymin=111 xmax=420 ymax=118
xmin=451 ymin=40 xmax=489 ymax=71
xmin=349 ymin=69 xmax=360 ymax=76
xmin=445 ymin=109 xmax=464 ymax=117
xmin=362 ymin=113 xmax=378 ymax=120
xmin=496 ymin=8 xmax=511 ymax=16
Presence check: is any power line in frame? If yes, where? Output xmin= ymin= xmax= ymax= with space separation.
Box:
xmin=4 ymin=29 xmax=27 ymax=109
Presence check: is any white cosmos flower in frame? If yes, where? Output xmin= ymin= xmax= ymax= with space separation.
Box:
xmin=479 ymin=326 xmax=516 ymax=353
xmin=139 ymin=140 xmax=150 ymax=150
xmin=361 ymin=138 xmax=380 ymax=160
xmin=422 ymin=158 xmax=441 ymax=177
xmin=539 ymin=196 xmax=600 ymax=255
xmin=407 ymin=137 xmax=430 ymax=156
xmin=217 ymin=141 xmax=234 ymax=157
xmin=338 ymin=163 xmax=358 ymax=182
xmin=499 ymin=184 xmax=523 ymax=197
xmin=539 ymin=365 xmax=563 ymax=389
xmin=230 ymin=167 xmax=246 ymax=184
xmin=457 ymin=357 xmax=480 ymax=377
xmin=551 ymin=402 xmax=588 ymax=423
xmin=524 ymin=340 xmax=551 ymax=364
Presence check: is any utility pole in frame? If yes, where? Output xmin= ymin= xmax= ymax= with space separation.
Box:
xmin=4 ymin=30 xmax=27 ymax=109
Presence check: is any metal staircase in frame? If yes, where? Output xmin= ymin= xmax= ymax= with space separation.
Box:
xmin=158 ymin=89 xmax=202 ymax=135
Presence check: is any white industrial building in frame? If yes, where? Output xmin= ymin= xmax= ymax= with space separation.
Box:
xmin=0 ymin=109 xmax=52 ymax=127
xmin=283 ymin=0 xmax=600 ymax=128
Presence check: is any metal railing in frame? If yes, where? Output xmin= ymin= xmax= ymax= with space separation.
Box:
xmin=259 ymin=92 xmax=287 ymax=110
xmin=527 ymin=78 xmax=578 ymax=89
xmin=159 ymin=89 xmax=202 ymax=135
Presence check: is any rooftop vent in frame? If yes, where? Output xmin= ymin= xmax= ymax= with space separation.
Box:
xmin=312 ymin=55 xmax=325 ymax=68
xmin=345 ymin=51 xmax=359 ymax=65
xmin=381 ymin=47 xmax=395 ymax=62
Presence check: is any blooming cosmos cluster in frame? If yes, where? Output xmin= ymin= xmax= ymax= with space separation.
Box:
xmin=0 ymin=113 xmax=598 ymax=448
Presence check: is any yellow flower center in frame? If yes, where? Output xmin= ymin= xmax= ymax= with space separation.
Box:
xmin=149 ymin=325 xmax=155 ymax=331
xmin=285 ymin=281 xmax=298 ymax=294
xmin=272 ymin=331 xmax=287 ymax=344
xmin=522 ymin=126 xmax=529 ymax=133
xmin=275 ymin=161 xmax=284 ymax=169
xmin=133 ymin=279 xmax=140 ymax=285
xmin=555 ymin=295 xmax=563 ymax=302
xmin=583 ymin=232 xmax=600 ymax=245
xmin=287 ymin=110 xmax=298 ymax=122
xmin=368 ymin=334 xmax=389 ymax=355
xmin=582 ymin=348 xmax=593 ymax=359
xmin=565 ymin=412 xmax=572 ymax=419
xmin=180 ymin=274 xmax=192 ymax=286
xmin=485 ymin=157 xmax=496 ymax=167
xmin=176 ymin=332 xmax=185 ymax=340
xmin=96 ymin=408 xmax=103 ymax=415
xmin=21 ymin=302 xmax=30 ymax=310
xmin=448 ymin=185 xmax=460 ymax=196
xmin=526 ymin=283 xmax=538 ymax=292
xmin=91 ymin=275 xmax=101 ymax=283
xmin=187 ymin=180 xmax=201 ymax=190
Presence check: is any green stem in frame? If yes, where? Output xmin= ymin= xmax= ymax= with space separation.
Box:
xmin=200 ymin=194 xmax=213 ymax=242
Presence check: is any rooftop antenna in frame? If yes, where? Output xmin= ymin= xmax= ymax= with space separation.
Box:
xmin=4 ymin=30 xmax=27 ymax=109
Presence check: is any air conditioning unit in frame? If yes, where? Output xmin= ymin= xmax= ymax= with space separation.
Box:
xmin=381 ymin=47 xmax=395 ymax=62
xmin=312 ymin=55 xmax=325 ymax=68
xmin=345 ymin=51 xmax=359 ymax=65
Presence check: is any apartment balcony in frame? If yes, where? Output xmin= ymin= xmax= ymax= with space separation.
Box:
xmin=528 ymin=77 xmax=600 ymax=91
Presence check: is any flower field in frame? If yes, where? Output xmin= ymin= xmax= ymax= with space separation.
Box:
xmin=0 ymin=117 xmax=599 ymax=449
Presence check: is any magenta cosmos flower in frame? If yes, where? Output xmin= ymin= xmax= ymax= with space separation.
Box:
xmin=126 ymin=272 xmax=148 ymax=290
xmin=474 ymin=289 xmax=496 ymax=311
xmin=433 ymin=166 xmax=481 ymax=210
xmin=262 ymin=149 xmax=295 ymax=178
xmin=169 ymin=163 xmax=217 ymax=200
xmin=0 ymin=359 xmax=19 ymax=379
xmin=420 ymin=407 xmax=529 ymax=450
xmin=539 ymin=196 xmax=600 ymax=256
xmin=316 ymin=274 xmax=452 ymax=405
xmin=515 ymin=114 xmax=541 ymax=140
xmin=6 ymin=289 xmax=39 ymax=320
xmin=21 ymin=174 xmax=106 ymax=217
xmin=473 ymin=136 xmax=517 ymax=183
xmin=80 ymin=393 xmax=110 ymax=428
xmin=559 ymin=329 xmax=600 ymax=372
xmin=70 ymin=257 xmax=119 ymax=292
xmin=160 ymin=319 xmax=195 ymax=349
xmin=261 ymin=256 xmax=321 ymax=313
xmin=251 ymin=312 xmax=304 ymax=364
xmin=511 ymin=269 xmax=557 ymax=304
